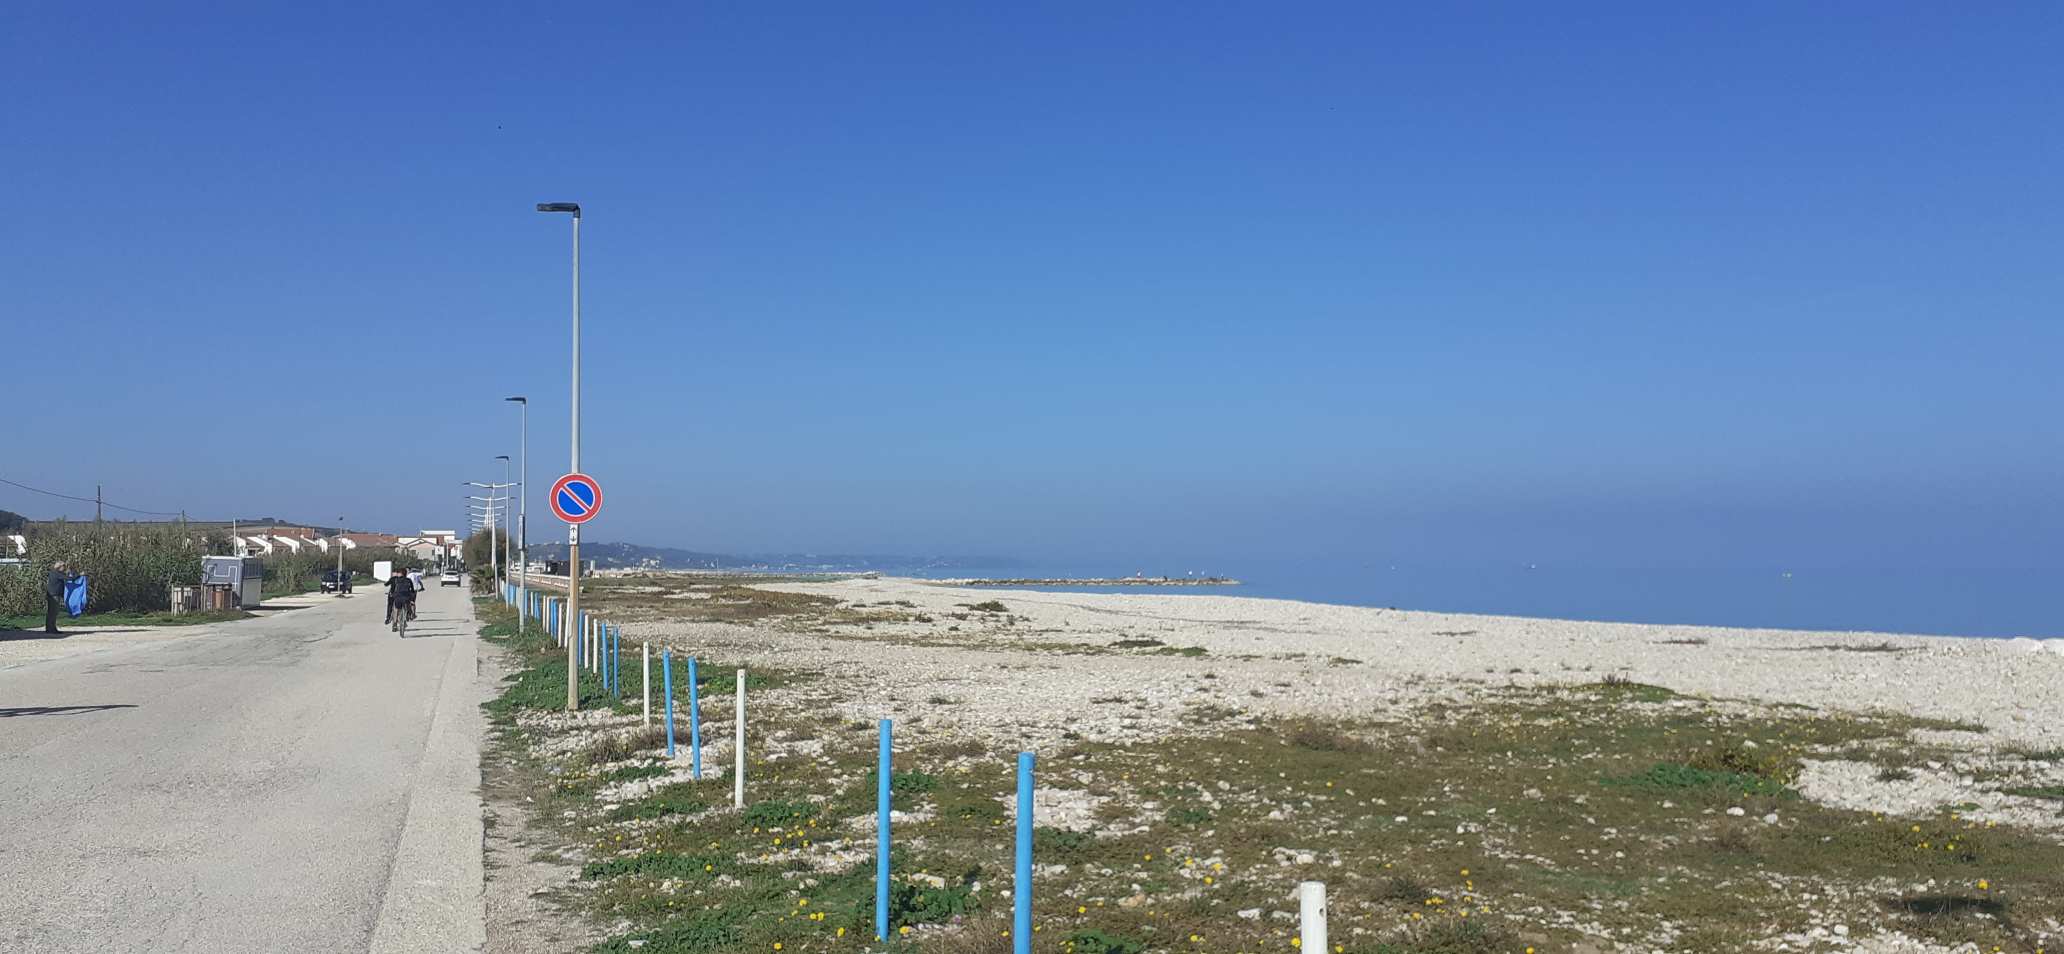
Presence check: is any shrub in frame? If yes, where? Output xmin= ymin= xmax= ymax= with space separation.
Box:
xmin=1687 ymin=741 xmax=1800 ymax=785
xmin=882 ymin=879 xmax=978 ymax=929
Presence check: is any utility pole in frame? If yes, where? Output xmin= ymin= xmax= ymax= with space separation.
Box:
xmin=96 ymin=484 xmax=103 ymax=523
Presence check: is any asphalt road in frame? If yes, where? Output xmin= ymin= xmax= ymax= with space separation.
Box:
xmin=0 ymin=582 xmax=486 ymax=953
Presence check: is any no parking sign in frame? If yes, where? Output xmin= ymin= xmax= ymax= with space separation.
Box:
xmin=549 ymin=472 xmax=603 ymax=527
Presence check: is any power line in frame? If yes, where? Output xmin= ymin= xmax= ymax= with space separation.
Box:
xmin=0 ymin=476 xmax=185 ymax=518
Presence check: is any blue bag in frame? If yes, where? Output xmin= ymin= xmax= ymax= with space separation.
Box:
xmin=65 ymin=574 xmax=89 ymax=617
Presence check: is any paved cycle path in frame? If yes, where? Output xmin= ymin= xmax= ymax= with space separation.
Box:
xmin=0 ymin=582 xmax=487 ymax=953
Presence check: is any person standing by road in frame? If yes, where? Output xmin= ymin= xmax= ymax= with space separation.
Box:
xmin=43 ymin=561 xmax=68 ymax=634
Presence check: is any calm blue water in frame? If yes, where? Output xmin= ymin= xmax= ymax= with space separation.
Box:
xmin=903 ymin=562 xmax=2059 ymax=638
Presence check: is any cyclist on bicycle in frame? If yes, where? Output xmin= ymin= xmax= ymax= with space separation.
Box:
xmin=385 ymin=568 xmax=418 ymax=625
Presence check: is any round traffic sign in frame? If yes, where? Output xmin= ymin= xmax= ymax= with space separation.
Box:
xmin=549 ymin=473 xmax=603 ymax=524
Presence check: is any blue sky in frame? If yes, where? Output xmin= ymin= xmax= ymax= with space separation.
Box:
xmin=4 ymin=3 xmax=2059 ymax=570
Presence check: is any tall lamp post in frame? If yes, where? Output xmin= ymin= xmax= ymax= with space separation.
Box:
xmin=465 ymin=488 xmax=510 ymax=583
xmin=495 ymin=455 xmax=512 ymax=578
xmin=505 ymin=396 xmax=529 ymax=633
xmin=336 ymin=516 xmax=346 ymax=597
xmin=537 ymin=200 xmax=581 ymax=711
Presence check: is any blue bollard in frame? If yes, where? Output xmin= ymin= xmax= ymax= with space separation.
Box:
xmin=1014 ymin=751 xmax=1034 ymax=954
xmin=688 ymin=656 xmax=702 ymax=778
xmin=876 ymin=719 xmax=893 ymax=942
xmin=662 ymin=650 xmax=675 ymax=758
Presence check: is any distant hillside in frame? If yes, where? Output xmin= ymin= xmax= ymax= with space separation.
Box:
xmin=525 ymin=541 xmax=1018 ymax=573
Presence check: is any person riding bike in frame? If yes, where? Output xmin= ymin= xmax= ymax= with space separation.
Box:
xmin=384 ymin=568 xmax=418 ymax=625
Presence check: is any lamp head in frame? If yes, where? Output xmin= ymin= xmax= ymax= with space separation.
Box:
xmin=535 ymin=202 xmax=581 ymax=217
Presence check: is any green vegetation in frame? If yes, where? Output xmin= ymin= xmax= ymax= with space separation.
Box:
xmin=612 ymin=784 xmax=710 ymax=821
xmin=602 ymin=762 xmax=669 ymax=784
xmin=581 ymin=852 xmax=728 ymax=881
xmin=1609 ymin=761 xmax=1798 ymax=798
xmin=740 ymin=799 xmax=818 ymax=827
xmin=470 ymin=594 xmax=2064 ymax=954
xmin=2002 ymin=785 xmax=2064 ymax=801
xmin=1065 ymin=929 xmax=1146 ymax=954
xmin=1 ymin=608 xmax=253 ymax=630
xmin=0 ymin=521 xmax=419 ymax=617
xmin=1589 ymin=673 xmax=1680 ymax=701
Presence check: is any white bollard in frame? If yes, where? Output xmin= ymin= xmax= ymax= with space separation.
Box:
xmin=1299 ymin=882 xmax=1326 ymax=952
xmin=642 ymin=642 xmax=651 ymax=726
xmin=733 ymin=669 xmax=746 ymax=808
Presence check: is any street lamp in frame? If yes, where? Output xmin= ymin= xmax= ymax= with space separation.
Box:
xmin=464 ymin=483 xmax=509 ymax=583
xmin=505 ymin=396 xmax=529 ymax=633
xmin=495 ymin=455 xmax=512 ymax=579
xmin=538 ymin=200 xmax=581 ymax=711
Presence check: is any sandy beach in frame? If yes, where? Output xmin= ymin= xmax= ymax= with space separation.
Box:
xmin=615 ymin=575 xmax=2064 ymax=754
xmin=508 ymin=573 xmax=2064 ymax=952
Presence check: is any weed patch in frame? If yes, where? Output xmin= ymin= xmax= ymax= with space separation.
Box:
xmin=741 ymin=799 xmax=818 ymax=827
xmin=1609 ymin=762 xmax=1796 ymax=799
xmin=611 ymin=783 xmax=711 ymax=820
xmin=580 ymin=852 xmax=727 ymax=881
xmin=1066 ymin=929 xmax=1146 ymax=954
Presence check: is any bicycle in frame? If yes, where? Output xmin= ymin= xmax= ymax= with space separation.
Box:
xmin=390 ymin=599 xmax=414 ymax=637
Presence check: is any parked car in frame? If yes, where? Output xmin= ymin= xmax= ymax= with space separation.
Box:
xmin=320 ymin=569 xmax=353 ymax=594
xmin=439 ymin=569 xmax=462 ymax=587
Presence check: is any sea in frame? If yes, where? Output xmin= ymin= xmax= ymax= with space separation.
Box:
xmin=900 ymin=562 xmax=2060 ymax=639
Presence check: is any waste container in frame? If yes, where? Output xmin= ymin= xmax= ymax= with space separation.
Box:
xmin=201 ymin=555 xmax=265 ymax=608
